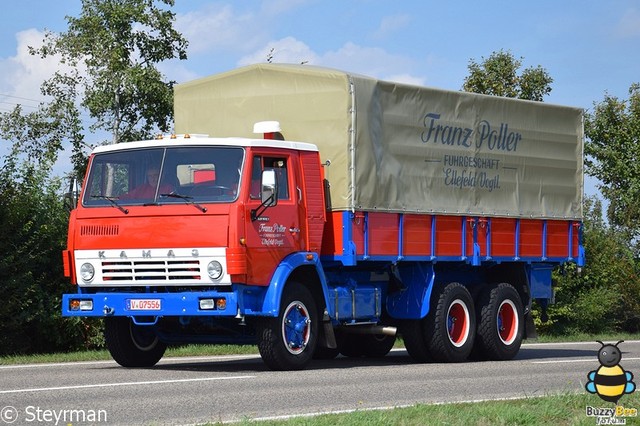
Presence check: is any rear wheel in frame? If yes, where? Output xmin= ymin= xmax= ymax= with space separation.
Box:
xmin=475 ymin=283 xmax=524 ymax=360
xmin=400 ymin=319 xmax=432 ymax=362
xmin=104 ymin=317 xmax=167 ymax=367
xmin=423 ymin=282 xmax=475 ymax=362
xmin=339 ymin=333 xmax=396 ymax=358
xmin=313 ymin=346 xmax=341 ymax=359
xmin=339 ymin=333 xmax=363 ymax=357
xmin=361 ymin=334 xmax=396 ymax=357
xmin=257 ymin=284 xmax=318 ymax=370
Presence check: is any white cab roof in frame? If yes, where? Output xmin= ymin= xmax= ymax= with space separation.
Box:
xmin=91 ymin=135 xmax=319 ymax=154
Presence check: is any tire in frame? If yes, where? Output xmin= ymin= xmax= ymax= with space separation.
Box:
xmin=104 ymin=317 xmax=167 ymax=368
xmin=400 ymin=319 xmax=432 ymax=362
xmin=423 ymin=282 xmax=475 ymax=362
xmin=475 ymin=283 xmax=524 ymax=360
xmin=313 ymin=346 xmax=341 ymax=360
xmin=339 ymin=334 xmax=364 ymax=357
xmin=256 ymin=284 xmax=318 ymax=370
xmin=339 ymin=333 xmax=396 ymax=358
xmin=361 ymin=334 xmax=396 ymax=357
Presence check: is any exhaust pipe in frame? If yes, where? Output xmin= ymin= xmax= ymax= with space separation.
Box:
xmin=339 ymin=325 xmax=397 ymax=336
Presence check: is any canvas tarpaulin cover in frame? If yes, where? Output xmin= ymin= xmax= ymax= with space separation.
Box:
xmin=174 ymin=64 xmax=583 ymax=219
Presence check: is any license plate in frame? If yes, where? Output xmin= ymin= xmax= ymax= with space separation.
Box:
xmin=126 ymin=299 xmax=161 ymax=311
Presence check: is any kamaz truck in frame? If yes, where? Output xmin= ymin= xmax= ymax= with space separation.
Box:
xmin=62 ymin=64 xmax=584 ymax=370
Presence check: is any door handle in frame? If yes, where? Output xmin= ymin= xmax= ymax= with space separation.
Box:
xmin=289 ymin=227 xmax=300 ymax=233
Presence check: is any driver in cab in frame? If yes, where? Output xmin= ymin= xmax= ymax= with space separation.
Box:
xmin=121 ymin=167 xmax=173 ymax=200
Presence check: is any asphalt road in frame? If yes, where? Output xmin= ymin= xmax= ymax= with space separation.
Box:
xmin=1 ymin=340 xmax=639 ymax=425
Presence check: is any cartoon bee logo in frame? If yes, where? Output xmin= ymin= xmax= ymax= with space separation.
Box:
xmin=586 ymin=340 xmax=636 ymax=403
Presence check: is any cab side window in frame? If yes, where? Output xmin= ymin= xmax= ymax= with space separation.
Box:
xmin=249 ymin=156 xmax=290 ymax=200
xmin=250 ymin=156 xmax=262 ymax=199
xmin=266 ymin=158 xmax=289 ymax=200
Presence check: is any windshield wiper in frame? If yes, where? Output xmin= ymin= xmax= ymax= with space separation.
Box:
xmin=91 ymin=195 xmax=129 ymax=214
xmin=160 ymin=192 xmax=207 ymax=213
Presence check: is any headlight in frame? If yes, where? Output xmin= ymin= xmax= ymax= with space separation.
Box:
xmin=207 ymin=261 xmax=223 ymax=280
xmin=80 ymin=263 xmax=95 ymax=282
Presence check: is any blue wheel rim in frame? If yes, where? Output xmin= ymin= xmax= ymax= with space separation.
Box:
xmin=281 ymin=301 xmax=311 ymax=355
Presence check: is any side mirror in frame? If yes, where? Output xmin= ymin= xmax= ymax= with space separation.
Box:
xmin=251 ymin=169 xmax=278 ymax=221
xmin=261 ymin=169 xmax=278 ymax=207
xmin=64 ymin=177 xmax=80 ymax=211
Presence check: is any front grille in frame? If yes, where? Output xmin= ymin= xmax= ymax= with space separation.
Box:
xmin=101 ymin=259 xmax=201 ymax=282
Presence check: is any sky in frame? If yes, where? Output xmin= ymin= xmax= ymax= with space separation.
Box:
xmin=0 ymin=0 xmax=639 ymax=193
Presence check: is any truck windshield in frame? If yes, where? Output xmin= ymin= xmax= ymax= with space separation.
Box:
xmin=82 ymin=146 xmax=244 ymax=206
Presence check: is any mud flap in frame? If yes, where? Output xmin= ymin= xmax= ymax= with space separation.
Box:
xmin=524 ymin=310 xmax=538 ymax=339
xmin=320 ymin=309 xmax=337 ymax=349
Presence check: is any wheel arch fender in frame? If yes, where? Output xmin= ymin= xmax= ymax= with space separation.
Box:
xmin=486 ymin=263 xmax=531 ymax=308
xmin=260 ymin=252 xmax=330 ymax=317
xmin=386 ymin=262 xmax=436 ymax=320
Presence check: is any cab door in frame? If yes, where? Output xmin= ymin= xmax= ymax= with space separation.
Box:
xmin=244 ymin=151 xmax=302 ymax=285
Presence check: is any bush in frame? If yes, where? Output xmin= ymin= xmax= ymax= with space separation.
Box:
xmin=0 ymin=162 xmax=103 ymax=355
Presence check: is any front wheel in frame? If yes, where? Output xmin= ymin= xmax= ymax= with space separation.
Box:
xmin=474 ymin=283 xmax=524 ymax=360
xmin=104 ymin=317 xmax=167 ymax=367
xmin=257 ymin=284 xmax=318 ymax=370
xmin=423 ymin=282 xmax=475 ymax=362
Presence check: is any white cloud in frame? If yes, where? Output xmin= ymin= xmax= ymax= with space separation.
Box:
xmin=174 ymin=2 xmax=425 ymax=85
xmin=237 ymin=36 xmax=318 ymax=66
xmin=176 ymin=4 xmax=267 ymax=55
xmin=372 ymin=14 xmax=411 ymax=39
xmin=173 ymin=1 xmax=314 ymax=62
xmin=384 ymin=74 xmax=426 ymax=86
xmin=616 ymin=8 xmax=640 ymax=38
xmin=259 ymin=0 xmax=311 ymax=16
xmin=238 ymin=38 xmax=426 ymax=85
xmin=0 ymin=29 xmax=59 ymax=105
xmin=157 ymin=59 xmax=201 ymax=85
xmin=320 ymin=42 xmax=422 ymax=82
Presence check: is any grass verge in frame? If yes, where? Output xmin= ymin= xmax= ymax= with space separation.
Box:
xmin=0 ymin=344 xmax=258 ymax=365
xmin=228 ymin=392 xmax=640 ymax=426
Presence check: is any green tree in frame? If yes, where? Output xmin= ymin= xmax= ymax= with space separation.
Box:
xmin=584 ymin=84 xmax=640 ymax=240
xmin=0 ymin=0 xmax=187 ymax=355
xmin=0 ymin=98 xmax=83 ymax=173
xmin=14 ymin=0 xmax=188 ymax=174
xmin=537 ymin=197 xmax=640 ymax=334
xmin=462 ymin=50 xmax=553 ymax=101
